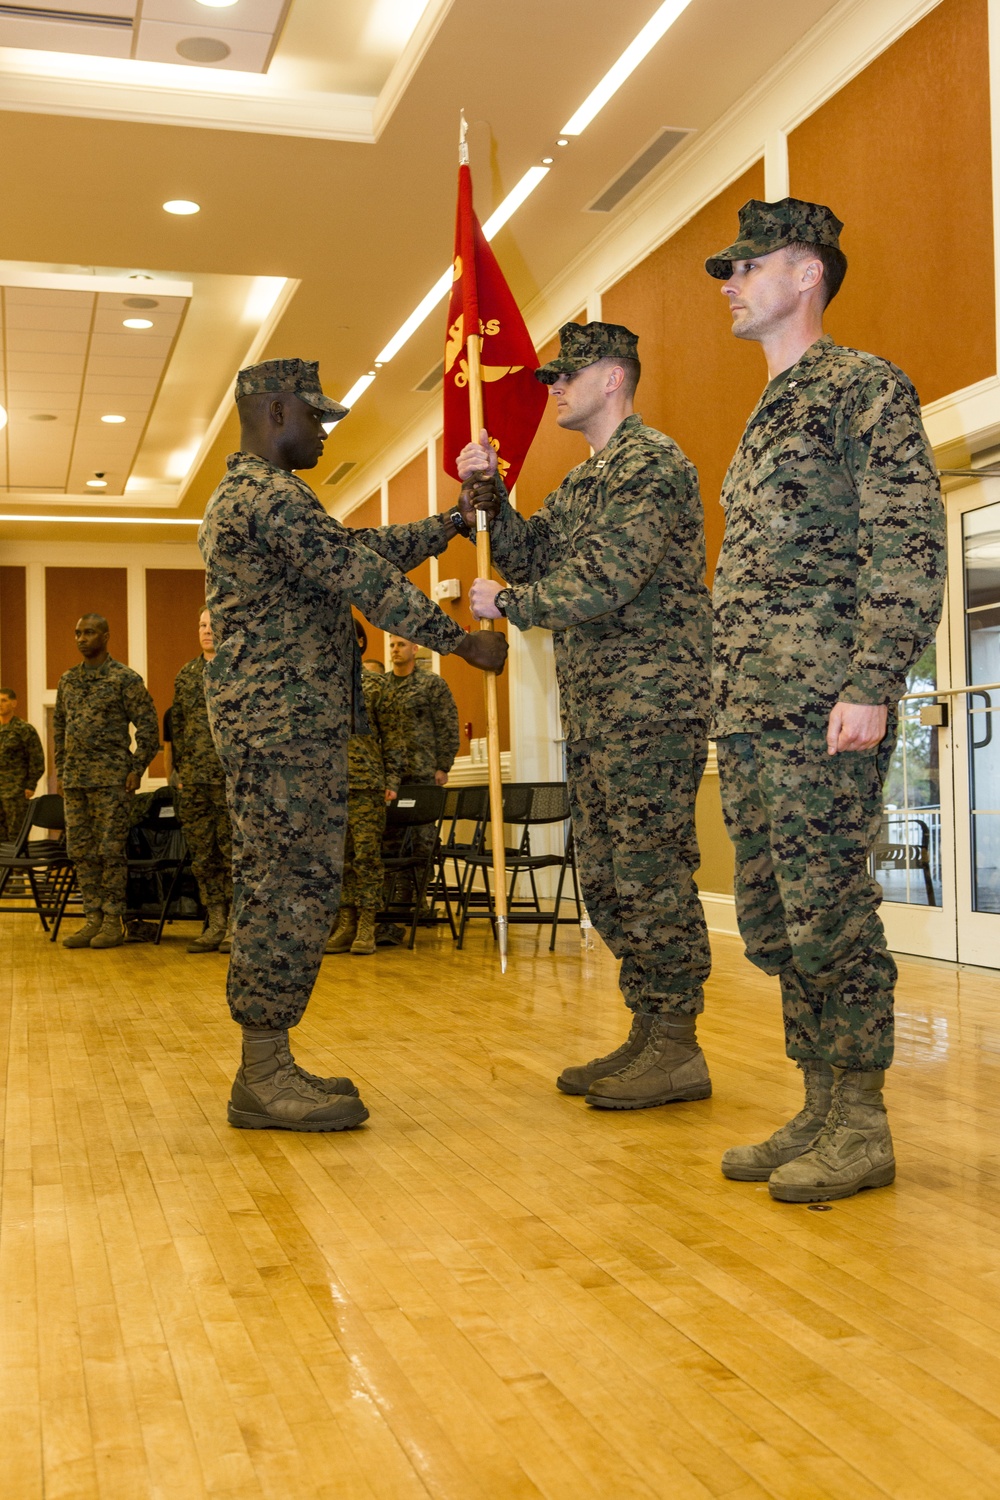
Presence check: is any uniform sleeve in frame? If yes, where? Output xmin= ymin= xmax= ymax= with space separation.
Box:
xmin=25 ymin=725 xmax=44 ymax=791
xmin=263 ymin=485 xmax=465 ymax=655
xmin=375 ymin=689 xmax=406 ymax=792
xmin=488 ymin=478 xmax=562 ymax=584
xmin=351 ymin=513 xmax=453 ymax=575
xmin=502 ymin=453 xmax=679 ymax=633
xmin=430 ymin=675 xmax=459 ymax=773
xmin=126 ymin=679 xmax=162 ymax=776
xmin=171 ymin=670 xmax=186 ymax=772
xmin=839 ymin=375 xmax=946 ymax=705
xmin=53 ymin=684 xmax=65 ymax=782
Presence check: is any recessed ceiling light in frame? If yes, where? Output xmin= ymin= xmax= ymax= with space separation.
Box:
xmin=542 ymin=157 xmax=553 ymax=165
xmin=123 ymin=318 xmax=153 ymax=329
xmin=101 ymin=414 xmax=126 ymax=424
xmin=163 ymin=200 xmax=200 ymax=215
xmin=557 ymin=139 xmax=569 ymax=147
xmin=86 ymin=477 xmax=108 ymax=489
xmin=0 ymin=404 xmax=7 ymax=431
xmin=196 ymin=0 xmax=239 ymax=7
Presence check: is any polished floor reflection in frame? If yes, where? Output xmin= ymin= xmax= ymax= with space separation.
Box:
xmin=3 ymin=917 xmax=1000 ymax=1499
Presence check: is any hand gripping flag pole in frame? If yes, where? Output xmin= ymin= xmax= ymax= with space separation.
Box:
xmin=445 ymin=114 xmax=546 ymax=972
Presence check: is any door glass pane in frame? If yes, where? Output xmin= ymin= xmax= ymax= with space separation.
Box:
xmin=873 ymin=644 xmax=941 ymax=906
xmin=964 ymin=503 xmax=1000 ymax=912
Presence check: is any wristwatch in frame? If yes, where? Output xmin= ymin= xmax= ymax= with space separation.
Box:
xmin=446 ymin=506 xmax=471 ymax=539
xmin=494 ymin=587 xmax=514 ymax=617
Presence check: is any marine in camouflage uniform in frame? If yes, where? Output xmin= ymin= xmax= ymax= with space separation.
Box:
xmin=459 ymin=321 xmax=713 ymax=1111
xmin=172 ymin=625 xmax=233 ymax=952
xmin=199 ymin=357 xmax=505 ymax=1132
xmin=705 ymin=197 xmax=946 ymax=1200
xmin=0 ymin=689 xmax=44 ymax=842
xmin=55 ymin=616 xmax=160 ymax=949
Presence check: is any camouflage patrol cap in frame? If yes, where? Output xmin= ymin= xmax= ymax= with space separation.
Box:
xmin=234 ymin=358 xmax=348 ymax=421
xmin=705 ymin=197 xmax=844 ymax=278
xmin=535 ymin=321 xmax=639 ymax=385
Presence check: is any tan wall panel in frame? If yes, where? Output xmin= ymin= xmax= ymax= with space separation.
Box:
xmin=345 ymin=491 xmax=387 ymax=666
xmin=0 ymin=566 xmax=28 ymax=712
xmin=788 ymin=0 xmax=994 ymax=404
xmin=45 ymin=567 xmax=128 ymax=689
xmin=145 ymin=568 xmax=207 ymax=780
xmin=601 ymin=163 xmax=766 ymax=580
xmin=387 ymin=453 xmax=431 ymax=599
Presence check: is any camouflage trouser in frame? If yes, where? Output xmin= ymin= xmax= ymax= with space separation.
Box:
xmin=176 ymin=782 xmax=233 ymax=910
xmin=341 ymin=788 xmax=386 ymax=910
xmin=717 ymin=726 xmax=897 ymax=1071
xmin=64 ymin=785 xmax=131 ymax=916
xmin=567 ymin=726 xmax=711 ymax=1016
xmin=219 ymin=739 xmax=347 ymax=1030
xmin=0 ymin=788 xmax=30 ymax=843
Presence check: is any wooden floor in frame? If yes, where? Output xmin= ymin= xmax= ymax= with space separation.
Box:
xmin=4 ymin=917 xmax=1000 ymax=1500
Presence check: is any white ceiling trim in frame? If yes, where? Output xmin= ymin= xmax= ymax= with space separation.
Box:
xmin=0 ymin=0 xmax=454 ymax=140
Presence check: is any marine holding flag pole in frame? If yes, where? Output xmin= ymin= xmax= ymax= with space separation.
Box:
xmin=444 ymin=115 xmax=546 ymax=973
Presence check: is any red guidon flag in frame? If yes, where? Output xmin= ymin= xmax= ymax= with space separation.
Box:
xmin=442 ymin=163 xmax=546 ymax=490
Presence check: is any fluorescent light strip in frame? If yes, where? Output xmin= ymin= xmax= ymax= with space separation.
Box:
xmin=0 ymin=514 xmax=202 ymax=525
xmin=374 ymin=270 xmax=452 ymax=367
xmin=560 ymin=0 xmax=695 ymax=135
xmin=337 ymin=372 xmax=378 ymax=411
xmin=482 ymin=165 xmax=549 ymax=239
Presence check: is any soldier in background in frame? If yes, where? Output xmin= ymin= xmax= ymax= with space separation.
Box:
xmin=362 ymin=658 xmax=385 ymax=675
xmin=459 ymin=321 xmax=713 ymax=1110
xmin=327 ymin=622 xmax=406 ymax=956
xmin=199 ymin=357 xmax=506 ymax=1134
xmin=172 ymin=607 xmax=233 ymax=954
xmin=704 ymin=198 xmax=945 ymax=1201
xmin=0 ymin=686 xmax=44 ymax=842
xmin=55 ymin=614 xmax=160 ymax=950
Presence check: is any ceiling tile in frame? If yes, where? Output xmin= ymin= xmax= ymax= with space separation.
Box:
xmin=7 ymin=352 xmax=86 ymax=376
xmin=140 ymin=0 xmax=285 ymax=30
xmin=0 ymin=18 xmax=132 ymax=59
xmin=134 ymin=18 xmax=273 ymax=72
xmin=89 ymin=332 xmax=175 ymax=360
xmin=6 ymin=329 xmax=90 ymax=357
xmin=4 ymin=304 xmax=93 ymax=333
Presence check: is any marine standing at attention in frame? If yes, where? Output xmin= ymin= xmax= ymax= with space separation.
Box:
xmin=199 ymin=358 xmax=506 ymax=1135
xmin=458 ymin=322 xmax=713 ymax=1111
xmin=171 ymin=607 xmax=234 ymax=955
xmin=0 ymin=686 xmax=44 ymax=841
xmin=705 ymin=198 xmax=945 ymax=1201
xmin=55 ymin=613 xmax=160 ymax=950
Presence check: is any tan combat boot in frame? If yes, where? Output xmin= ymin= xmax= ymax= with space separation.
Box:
xmin=273 ymin=1035 xmax=360 ymax=1096
xmin=89 ymin=912 xmax=125 ymax=949
xmin=217 ymin=909 xmax=234 ymax=954
xmin=767 ymin=1067 xmax=895 ymax=1203
xmin=325 ymin=905 xmax=357 ymax=954
xmin=350 ymin=908 xmax=377 ymax=955
xmin=188 ymin=904 xmax=227 ymax=954
xmin=556 ymin=1013 xmax=654 ymax=1095
xmin=585 ymin=1014 xmax=711 ymax=1109
xmin=228 ymin=1029 xmax=369 ymax=1131
xmin=62 ymin=910 xmax=103 ymax=948
xmin=721 ymin=1060 xmax=833 ymax=1181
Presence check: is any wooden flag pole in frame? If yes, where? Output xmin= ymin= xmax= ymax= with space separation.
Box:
xmin=466 ymin=331 xmax=509 ymax=973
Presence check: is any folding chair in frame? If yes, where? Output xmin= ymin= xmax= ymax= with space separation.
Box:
xmin=122 ymin=788 xmax=194 ymax=944
xmin=456 ymin=781 xmax=582 ymax=951
xmin=379 ymin=784 xmax=452 ymax=948
xmin=429 ymin=783 xmax=490 ymax=915
xmin=0 ymin=794 xmax=79 ymax=935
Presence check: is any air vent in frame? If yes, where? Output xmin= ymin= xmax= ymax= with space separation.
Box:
xmin=324 ymin=461 xmax=357 ymax=487
xmin=414 ymin=360 xmax=444 ymax=393
xmin=0 ymin=4 xmax=132 ymax=25
xmin=586 ymin=127 xmax=693 ymax=214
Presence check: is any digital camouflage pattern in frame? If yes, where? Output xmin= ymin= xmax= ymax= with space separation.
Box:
xmin=54 ymin=657 xmax=160 ymax=787
xmin=172 ymin=655 xmax=225 ymax=785
xmin=219 ymin=739 xmax=347 ymax=1029
xmin=341 ymin=788 xmax=387 ymax=910
xmin=63 ymin=785 xmax=131 ymax=916
xmin=235 ymin=358 xmax=347 ymax=421
xmin=705 ymin=197 xmax=844 ymax=279
xmin=380 ymin=667 xmax=460 ymax=783
xmin=348 ymin=666 xmax=406 ymax=791
xmin=567 ymin=726 xmax=711 ymax=1016
xmin=717 ymin=728 xmax=897 ymax=1070
xmin=177 ymin=782 xmax=232 ymax=910
xmin=0 ymin=715 xmax=44 ymax=842
xmin=535 ymin=320 xmax=640 ymax=384
xmin=712 ymin=336 xmax=945 ymax=735
xmin=199 ymin=452 xmax=464 ymax=757
xmin=488 ymin=413 xmax=711 ymax=741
